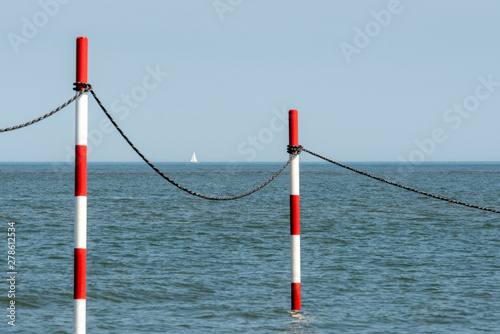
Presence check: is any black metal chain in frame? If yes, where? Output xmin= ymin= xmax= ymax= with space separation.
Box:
xmin=302 ymin=147 xmax=500 ymax=214
xmin=5 ymin=81 xmax=497 ymax=210
xmin=0 ymin=85 xmax=92 ymax=133
xmin=287 ymin=145 xmax=303 ymax=155
xmin=88 ymin=89 xmax=295 ymax=200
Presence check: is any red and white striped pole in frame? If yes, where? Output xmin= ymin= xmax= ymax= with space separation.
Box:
xmin=74 ymin=36 xmax=88 ymax=334
xmin=289 ymin=109 xmax=301 ymax=310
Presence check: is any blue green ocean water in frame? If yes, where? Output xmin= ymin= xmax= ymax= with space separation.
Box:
xmin=0 ymin=162 xmax=499 ymax=333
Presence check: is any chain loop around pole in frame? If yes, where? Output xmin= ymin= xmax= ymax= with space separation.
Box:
xmin=287 ymin=145 xmax=303 ymax=155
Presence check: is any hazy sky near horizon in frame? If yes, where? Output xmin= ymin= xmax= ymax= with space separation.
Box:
xmin=1 ymin=0 xmax=500 ymax=162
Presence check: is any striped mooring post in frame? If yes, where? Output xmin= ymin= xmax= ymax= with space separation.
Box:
xmin=289 ymin=109 xmax=301 ymax=310
xmin=74 ymin=36 xmax=88 ymax=334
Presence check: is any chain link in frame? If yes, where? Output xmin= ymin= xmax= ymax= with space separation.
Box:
xmin=0 ymin=86 xmax=91 ymax=133
xmin=302 ymin=147 xmax=500 ymax=214
xmin=4 ymin=82 xmax=499 ymax=211
xmin=89 ymin=89 xmax=294 ymax=200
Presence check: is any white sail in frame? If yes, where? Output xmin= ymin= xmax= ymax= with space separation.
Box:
xmin=190 ymin=152 xmax=199 ymax=163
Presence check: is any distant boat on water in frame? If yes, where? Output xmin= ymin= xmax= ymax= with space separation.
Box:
xmin=190 ymin=152 xmax=199 ymax=163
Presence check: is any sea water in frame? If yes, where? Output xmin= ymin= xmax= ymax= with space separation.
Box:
xmin=0 ymin=162 xmax=499 ymax=333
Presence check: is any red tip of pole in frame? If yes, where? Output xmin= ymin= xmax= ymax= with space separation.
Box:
xmin=289 ymin=109 xmax=298 ymax=146
xmin=76 ymin=37 xmax=88 ymax=90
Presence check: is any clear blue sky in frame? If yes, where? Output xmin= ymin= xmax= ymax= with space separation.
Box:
xmin=1 ymin=0 xmax=500 ymax=162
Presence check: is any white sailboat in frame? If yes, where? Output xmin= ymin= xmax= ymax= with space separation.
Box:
xmin=190 ymin=152 xmax=199 ymax=163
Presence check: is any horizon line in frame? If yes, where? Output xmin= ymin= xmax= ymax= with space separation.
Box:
xmin=1 ymin=160 xmax=500 ymax=164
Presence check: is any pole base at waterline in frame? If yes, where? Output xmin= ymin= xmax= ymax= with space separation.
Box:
xmin=291 ymin=282 xmax=301 ymax=310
